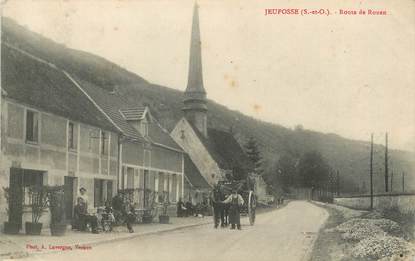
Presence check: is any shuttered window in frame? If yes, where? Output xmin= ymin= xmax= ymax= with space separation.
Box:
xmin=26 ymin=110 xmax=39 ymax=143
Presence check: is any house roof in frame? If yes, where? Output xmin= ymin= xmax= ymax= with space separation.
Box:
xmin=148 ymin=121 xmax=183 ymax=151
xmin=188 ymin=122 xmax=253 ymax=172
xmin=73 ymin=77 xmax=145 ymax=141
xmin=74 ymin=76 xmax=182 ymax=151
xmin=1 ymin=43 xmax=118 ymax=133
xmin=184 ymin=154 xmax=211 ymax=189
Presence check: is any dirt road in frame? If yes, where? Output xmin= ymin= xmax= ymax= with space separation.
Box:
xmin=22 ymin=201 xmax=328 ymax=261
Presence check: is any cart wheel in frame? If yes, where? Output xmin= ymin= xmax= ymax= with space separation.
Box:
xmin=248 ymin=191 xmax=256 ymax=225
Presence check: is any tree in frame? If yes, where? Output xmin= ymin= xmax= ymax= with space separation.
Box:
xmin=244 ymin=136 xmax=263 ymax=175
xmin=297 ymin=151 xmax=330 ymax=189
xmin=275 ymin=153 xmax=298 ymax=191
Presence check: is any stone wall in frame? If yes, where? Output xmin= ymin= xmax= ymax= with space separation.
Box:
xmin=334 ymin=193 xmax=415 ymax=214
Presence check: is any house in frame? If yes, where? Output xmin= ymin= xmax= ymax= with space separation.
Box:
xmin=0 ymin=40 xmax=186 ymax=232
xmin=170 ymin=4 xmax=254 ymax=199
xmin=0 ymin=43 xmax=120 ymax=229
xmin=74 ymin=78 xmax=185 ymax=209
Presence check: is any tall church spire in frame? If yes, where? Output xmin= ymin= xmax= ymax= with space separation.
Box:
xmin=183 ymin=3 xmax=208 ymax=137
xmin=186 ymin=3 xmax=205 ymax=95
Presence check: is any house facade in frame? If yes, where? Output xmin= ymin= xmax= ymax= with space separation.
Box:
xmin=0 ymin=43 xmax=119 ymax=230
xmin=73 ymin=77 xmax=185 ymax=209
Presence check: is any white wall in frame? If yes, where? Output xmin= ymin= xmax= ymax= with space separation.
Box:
xmin=334 ymin=194 xmax=415 ymax=214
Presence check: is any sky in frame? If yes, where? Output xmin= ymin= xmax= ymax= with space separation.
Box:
xmin=2 ymin=0 xmax=415 ymax=151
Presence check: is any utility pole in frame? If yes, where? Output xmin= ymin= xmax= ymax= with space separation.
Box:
xmin=336 ymin=170 xmax=340 ymax=196
xmin=370 ymin=134 xmax=374 ymax=210
xmin=402 ymin=172 xmax=405 ymax=192
xmin=385 ymin=133 xmax=389 ymax=192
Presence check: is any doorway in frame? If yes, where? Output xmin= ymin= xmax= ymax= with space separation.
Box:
xmin=8 ymin=168 xmax=24 ymax=228
xmin=64 ymin=176 xmax=77 ymax=221
xmin=8 ymin=168 xmax=45 ymax=228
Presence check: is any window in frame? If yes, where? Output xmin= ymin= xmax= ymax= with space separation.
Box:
xmin=26 ymin=110 xmax=39 ymax=143
xmin=106 ymin=181 xmax=113 ymax=203
xmin=101 ymin=131 xmax=106 ymax=155
xmin=68 ymin=122 xmax=76 ymax=150
xmin=94 ymin=179 xmax=104 ymax=207
xmin=94 ymin=179 xmax=113 ymax=207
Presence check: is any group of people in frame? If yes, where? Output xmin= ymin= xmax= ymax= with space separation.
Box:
xmin=211 ymin=187 xmax=244 ymax=230
xmin=73 ymin=187 xmax=136 ymax=234
xmin=74 ymin=185 xmax=246 ymax=233
xmin=177 ymin=186 xmax=244 ymax=230
xmin=176 ymin=198 xmax=209 ymax=217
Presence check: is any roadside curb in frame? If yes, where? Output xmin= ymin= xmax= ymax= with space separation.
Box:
xmin=1 ymin=220 xmax=212 ymax=260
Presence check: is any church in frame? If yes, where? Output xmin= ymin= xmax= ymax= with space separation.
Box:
xmin=171 ymin=4 xmax=253 ymax=201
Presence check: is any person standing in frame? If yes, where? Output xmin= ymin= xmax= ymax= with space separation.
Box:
xmin=223 ymin=189 xmax=244 ymax=230
xmin=210 ymin=185 xmax=223 ymax=228
xmin=123 ymin=199 xmax=135 ymax=233
xmin=176 ymin=197 xmax=186 ymax=217
xmin=112 ymin=193 xmax=135 ymax=233
xmin=77 ymin=187 xmax=99 ymax=234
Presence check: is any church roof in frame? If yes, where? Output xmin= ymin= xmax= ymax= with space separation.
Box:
xmin=188 ymin=122 xmax=254 ymax=172
xmin=185 ymin=3 xmax=206 ymax=98
xmin=207 ymin=128 xmax=254 ymax=172
xmin=184 ymin=154 xmax=211 ymax=189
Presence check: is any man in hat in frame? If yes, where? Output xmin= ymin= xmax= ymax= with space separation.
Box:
xmin=76 ymin=187 xmax=99 ymax=233
xmin=210 ymin=184 xmax=225 ymax=228
xmin=222 ymin=189 xmax=244 ymax=230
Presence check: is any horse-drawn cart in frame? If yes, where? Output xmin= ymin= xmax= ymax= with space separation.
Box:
xmin=216 ymin=177 xmax=257 ymax=225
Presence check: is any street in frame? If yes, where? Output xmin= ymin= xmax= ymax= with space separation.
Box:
xmin=22 ymin=201 xmax=328 ymax=261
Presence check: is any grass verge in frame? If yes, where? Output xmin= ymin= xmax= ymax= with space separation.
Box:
xmin=309 ymin=203 xmax=348 ymax=261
